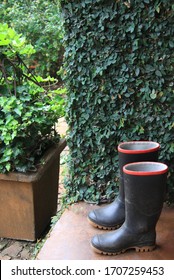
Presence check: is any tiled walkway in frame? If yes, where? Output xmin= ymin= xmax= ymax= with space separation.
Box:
xmin=37 ymin=202 xmax=174 ymax=260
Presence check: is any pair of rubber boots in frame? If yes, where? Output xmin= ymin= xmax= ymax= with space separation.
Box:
xmin=88 ymin=141 xmax=168 ymax=255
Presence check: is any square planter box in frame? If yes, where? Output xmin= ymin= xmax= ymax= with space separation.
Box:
xmin=0 ymin=139 xmax=66 ymax=241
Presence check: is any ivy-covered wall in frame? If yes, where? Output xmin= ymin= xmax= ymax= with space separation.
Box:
xmin=61 ymin=0 xmax=174 ymax=203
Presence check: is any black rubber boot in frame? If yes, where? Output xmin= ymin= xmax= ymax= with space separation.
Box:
xmin=88 ymin=141 xmax=160 ymax=229
xmin=91 ymin=162 xmax=168 ymax=255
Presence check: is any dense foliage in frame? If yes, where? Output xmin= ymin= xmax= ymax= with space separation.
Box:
xmin=0 ymin=0 xmax=64 ymax=77
xmin=0 ymin=23 xmax=65 ymax=173
xmin=61 ymin=0 xmax=174 ymax=203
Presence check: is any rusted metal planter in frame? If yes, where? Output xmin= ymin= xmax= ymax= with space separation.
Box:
xmin=0 ymin=139 xmax=66 ymax=241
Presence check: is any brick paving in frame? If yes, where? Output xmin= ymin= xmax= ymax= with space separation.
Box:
xmin=0 ymin=239 xmax=35 ymax=260
xmin=0 ymin=118 xmax=68 ymax=260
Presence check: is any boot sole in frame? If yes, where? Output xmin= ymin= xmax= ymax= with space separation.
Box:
xmin=91 ymin=243 xmax=156 ymax=256
xmin=87 ymin=217 xmax=121 ymax=230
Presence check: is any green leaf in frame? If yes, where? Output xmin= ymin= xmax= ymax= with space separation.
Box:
xmin=155 ymin=5 xmax=160 ymax=13
xmin=150 ymin=89 xmax=157 ymax=99
xmin=5 ymin=163 xmax=11 ymax=172
xmin=155 ymin=70 xmax=162 ymax=77
xmin=135 ymin=68 xmax=140 ymax=76
xmin=169 ymin=41 xmax=174 ymax=48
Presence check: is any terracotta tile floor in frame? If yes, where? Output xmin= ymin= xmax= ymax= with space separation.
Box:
xmin=37 ymin=202 xmax=174 ymax=260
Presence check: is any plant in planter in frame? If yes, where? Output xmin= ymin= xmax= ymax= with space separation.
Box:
xmin=0 ymin=23 xmax=66 ymax=240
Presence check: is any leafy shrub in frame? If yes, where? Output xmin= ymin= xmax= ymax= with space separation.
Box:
xmin=61 ymin=0 xmax=174 ymax=203
xmin=0 ymin=0 xmax=64 ymax=77
xmin=0 ymin=23 xmax=65 ymax=173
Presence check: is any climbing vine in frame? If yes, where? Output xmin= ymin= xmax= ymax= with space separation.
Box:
xmin=61 ymin=0 xmax=174 ymax=203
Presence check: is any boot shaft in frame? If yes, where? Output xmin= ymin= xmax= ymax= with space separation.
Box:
xmin=123 ymin=162 xmax=168 ymax=232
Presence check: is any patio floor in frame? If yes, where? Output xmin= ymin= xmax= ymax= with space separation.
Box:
xmin=37 ymin=202 xmax=174 ymax=260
